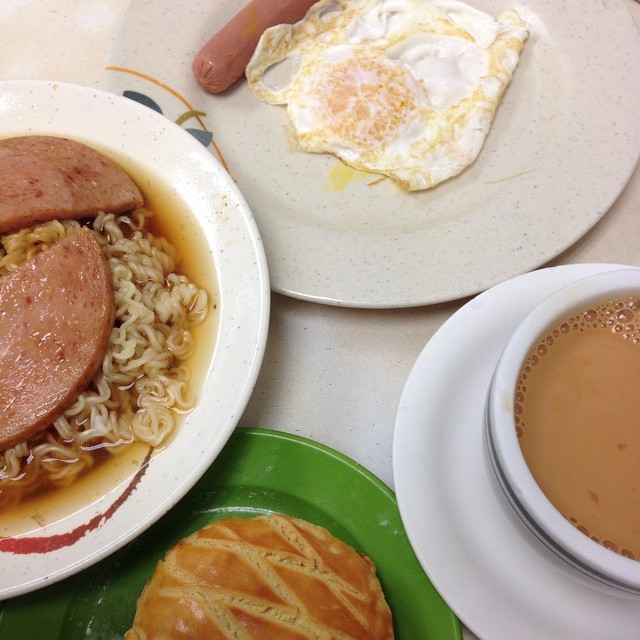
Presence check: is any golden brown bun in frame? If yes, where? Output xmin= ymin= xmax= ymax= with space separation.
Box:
xmin=125 ymin=513 xmax=394 ymax=639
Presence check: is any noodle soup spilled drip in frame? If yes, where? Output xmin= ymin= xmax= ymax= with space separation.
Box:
xmin=0 ymin=209 xmax=210 ymax=506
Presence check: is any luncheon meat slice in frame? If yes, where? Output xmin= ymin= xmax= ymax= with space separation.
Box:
xmin=0 ymin=227 xmax=115 ymax=449
xmin=0 ymin=135 xmax=144 ymax=234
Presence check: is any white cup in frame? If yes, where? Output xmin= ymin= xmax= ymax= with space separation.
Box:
xmin=486 ymin=267 xmax=640 ymax=596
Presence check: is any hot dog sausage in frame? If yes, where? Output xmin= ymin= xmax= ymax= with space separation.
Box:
xmin=0 ymin=136 xmax=144 ymax=235
xmin=192 ymin=0 xmax=318 ymax=94
xmin=0 ymin=227 xmax=115 ymax=449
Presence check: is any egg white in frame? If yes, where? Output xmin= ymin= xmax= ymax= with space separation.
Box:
xmin=247 ymin=0 xmax=529 ymax=191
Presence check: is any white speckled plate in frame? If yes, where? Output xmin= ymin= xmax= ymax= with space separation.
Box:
xmin=393 ymin=263 xmax=640 ymax=640
xmin=0 ymin=81 xmax=270 ymax=599
xmin=105 ymin=0 xmax=640 ymax=308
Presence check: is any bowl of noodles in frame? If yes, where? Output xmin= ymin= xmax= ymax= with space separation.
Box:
xmin=0 ymin=80 xmax=270 ymax=598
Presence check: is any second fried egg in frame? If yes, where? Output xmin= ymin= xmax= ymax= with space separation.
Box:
xmin=246 ymin=0 xmax=529 ymax=191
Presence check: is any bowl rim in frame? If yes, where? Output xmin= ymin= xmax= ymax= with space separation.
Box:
xmin=486 ymin=266 xmax=640 ymax=594
xmin=0 ymin=79 xmax=271 ymax=599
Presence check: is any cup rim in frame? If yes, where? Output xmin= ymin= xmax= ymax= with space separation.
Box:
xmin=487 ymin=267 xmax=640 ymax=593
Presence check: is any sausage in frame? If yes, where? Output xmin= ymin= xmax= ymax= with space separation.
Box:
xmin=0 ymin=227 xmax=115 ymax=449
xmin=192 ymin=0 xmax=318 ymax=94
xmin=0 ymin=135 xmax=144 ymax=235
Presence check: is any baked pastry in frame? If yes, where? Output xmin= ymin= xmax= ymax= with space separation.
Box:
xmin=125 ymin=513 xmax=394 ymax=639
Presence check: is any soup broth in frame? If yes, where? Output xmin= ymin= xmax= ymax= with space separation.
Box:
xmin=516 ymin=296 xmax=640 ymax=560
xmin=0 ymin=159 xmax=219 ymax=535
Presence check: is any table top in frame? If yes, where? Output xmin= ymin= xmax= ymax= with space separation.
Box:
xmin=1 ymin=2 xmax=639 ymax=638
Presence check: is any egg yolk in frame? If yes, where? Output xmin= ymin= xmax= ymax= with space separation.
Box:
xmin=297 ymin=54 xmax=423 ymax=148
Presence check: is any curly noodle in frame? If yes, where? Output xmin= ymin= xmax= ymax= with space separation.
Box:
xmin=0 ymin=210 xmax=210 ymax=503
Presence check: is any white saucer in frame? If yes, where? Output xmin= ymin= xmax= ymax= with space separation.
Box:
xmin=393 ymin=263 xmax=640 ymax=640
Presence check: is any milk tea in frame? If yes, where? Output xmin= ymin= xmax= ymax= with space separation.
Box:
xmin=516 ymin=295 xmax=640 ymax=560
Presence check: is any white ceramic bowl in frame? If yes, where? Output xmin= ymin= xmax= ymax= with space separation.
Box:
xmin=0 ymin=80 xmax=270 ymax=598
xmin=486 ymin=267 xmax=640 ymax=596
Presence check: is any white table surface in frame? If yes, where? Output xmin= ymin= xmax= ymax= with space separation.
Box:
xmin=1 ymin=1 xmax=639 ymax=638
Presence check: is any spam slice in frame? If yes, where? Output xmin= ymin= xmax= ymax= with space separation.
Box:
xmin=0 ymin=135 xmax=143 ymax=234
xmin=0 ymin=227 xmax=115 ymax=449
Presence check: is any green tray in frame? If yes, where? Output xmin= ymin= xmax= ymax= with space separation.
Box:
xmin=0 ymin=427 xmax=461 ymax=639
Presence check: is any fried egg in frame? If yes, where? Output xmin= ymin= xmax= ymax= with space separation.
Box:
xmin=246 ymin=0 xmax=529 ymax=191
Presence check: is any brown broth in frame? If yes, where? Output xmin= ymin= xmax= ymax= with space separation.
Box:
xmin=0 ymin=160 xmax=219 ymax=536
xmin=516 ymin=296 xmax=640 ymax=560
